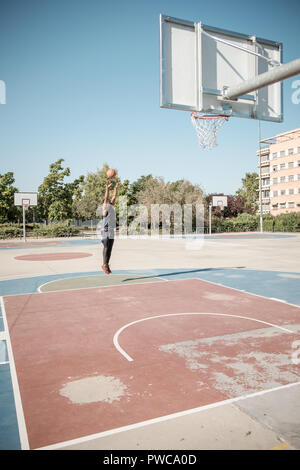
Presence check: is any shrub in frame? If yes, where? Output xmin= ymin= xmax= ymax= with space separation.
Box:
xmin=273 ymin=212 xmax=300 ymax=232
xmin=212 ymin=213 xmax=258 ymax=232
xmin=232 ymin=213 xmax=258 ymax=232
xmin=212 ymin=212 xmax=300 ymax=233
xmin=0 ymin=226 xmax=23 ymax=239
xmin=32 ymin=223 xmax=80 ymax=237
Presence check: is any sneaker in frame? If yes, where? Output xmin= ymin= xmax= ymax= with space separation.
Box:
xmin=101 ymin=264 xmax=110 ymax=274
xmin=107 ymin=265 xmax=111 ymax=274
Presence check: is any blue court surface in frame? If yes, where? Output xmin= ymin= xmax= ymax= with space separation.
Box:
xmin=0 ymin=267 xmax=299 ymax=305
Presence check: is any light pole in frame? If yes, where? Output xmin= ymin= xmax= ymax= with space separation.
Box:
xmin=209 ymin=203 xmax=212 ymax=235
xmin=258 ymin=121 xmax=263 ymax=233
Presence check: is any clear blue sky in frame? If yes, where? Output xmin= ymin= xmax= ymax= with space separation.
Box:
xmin=0 ymin=0 xmax=299 ymax=195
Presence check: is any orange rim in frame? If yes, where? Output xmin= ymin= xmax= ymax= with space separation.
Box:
xmin=191 ymin=112 xmax=229 ymax=120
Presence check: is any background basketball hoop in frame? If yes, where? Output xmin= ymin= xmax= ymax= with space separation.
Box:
xmin=212 ymin=196 xmax=228 ymax=210
xmin=14 ymin=192 xmax=38 ymax=242
xmin=208 ymin=196 xmax=228 ymax=234
xmin=22 ymin=199 xmax=30 ymax=211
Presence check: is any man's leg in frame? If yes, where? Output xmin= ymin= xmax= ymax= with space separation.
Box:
xmin=102 ymin=238 xmax=110 ymax=274
xmin=106 ymin=238 xmax=114 ymax=270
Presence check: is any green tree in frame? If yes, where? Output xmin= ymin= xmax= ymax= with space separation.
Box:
xmin=136 ymin=176 xmax=204 ymax=232
xmin=236 ymin=172 xmax=259 ymax=214
xmin=72 ymin=163 xmax=129 ymax=226
xmin=37 ymin=159 xmax=83 ymax=221
xmin=72 ymin=163 xmax=110 ymax=223
xmin=136 ymin=177 xmax=204 ymax=207
xmin=0 ymin=172 xmax=19 ymax=222
xmin=129 ymin=175 xmax=154 ymax=204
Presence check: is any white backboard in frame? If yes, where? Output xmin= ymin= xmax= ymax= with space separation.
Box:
xmin=212 ymin=196 xmax=228 ymax=207
xmin=160 ymin=14 xmax=283 ymax=122
xmin=14 ymin=192 xmax=38 ymax=206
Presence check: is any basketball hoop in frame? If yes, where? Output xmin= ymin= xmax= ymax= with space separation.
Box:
xmin=191 ymin=112 xmax=229 ymax=150
xmin=22 ymin=199 xmax=30 ymax=211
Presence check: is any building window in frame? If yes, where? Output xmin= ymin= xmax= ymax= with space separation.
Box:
xmin=280 ymin=163 xmax=285 ymax=169
xmin=272 ymin=152 xmax=278 ymax=159
xmin=281 ymin=190 xmax=285 ymax=195
xmin=297 ymin=147 xmax=300 ymax=154
xmin=288 ymin=202 xmax=295 ymax=208
xmin=280 ymin=150 xmax=285 ymax=157
xmin=298 ymin=160 xmax=300 ymax=167
xmin=289 ymin=189 xmax=294 ymax=195
xmin=298 ymin=174 xmax=300 ymax=180
xmin=288 ymin=175 xmax=294 ymax=182
xmin=288 ymin=148 xmax=294 ymax=155
xmin=288 ymin=162 xmax=294 ymax=168
xmin=272 ymin=204 xmax=278 ymax=210
xmin=273 ymin=190 xmax=278 ymax=197
xmin=280 ymin=176 xmax=285 ymax=182
xmin=280 ymin=202 xmax=286 ymax=208
xmin=273 ymin=178 xmax=278 ymax=184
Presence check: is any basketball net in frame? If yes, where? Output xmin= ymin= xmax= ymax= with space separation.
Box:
xmin=191 ymin=112 xmax=229 ymax=150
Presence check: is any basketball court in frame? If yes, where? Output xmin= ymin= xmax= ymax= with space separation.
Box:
xmin=0 ymin=233 xmax=300 ymax=450
xmin=1 ymin=11 xmax=300 ymax=452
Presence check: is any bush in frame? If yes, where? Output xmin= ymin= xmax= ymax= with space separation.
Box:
xmin=232 ymin=213 xmax=258 ymax=232
xmin=212 ymin=211 xmax=300 ymax=233
xmin=262 ymin=219 xmax=274 ymax=232
xmin=213 ymin=218 xmax=234 ymax=232
xmin=0 ymin=225 xmax=23 ymax=239
xmin=213 ymin=213 xmax=258 ymax=232
xmin=273 ymin=212 xmax=300 ymax=232
xmin=32 ymin=223 xmax=80 ymax=237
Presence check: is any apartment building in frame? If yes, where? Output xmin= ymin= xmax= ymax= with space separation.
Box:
xmin=257 ymin=127 xmax=300 ymax=215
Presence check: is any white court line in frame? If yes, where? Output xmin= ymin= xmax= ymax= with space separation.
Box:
xmin=36 ymin=380 xmax=300 ymax=450
xmin=0 ymin=296 xmax=29 ymax=449
xmin=37 ymin=274 xmax=168 ymax=294
xmin=113 ymin=312 xmax=295 ymax=362
xmin=0 ymin=331 xmax=6 ymax=341
xmin=37 ymin=273 xmax=103 ymax=293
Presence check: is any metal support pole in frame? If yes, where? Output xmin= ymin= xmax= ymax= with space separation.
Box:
xmin=209 ymin=204 xmax=212 ymax=235
xmin=22 ymin=204 xmax=26 ymax=242
xmin=224 ymin=57 xmax=300 ymax=100
xmin=258 ymin=120 xmax=263 ymax=233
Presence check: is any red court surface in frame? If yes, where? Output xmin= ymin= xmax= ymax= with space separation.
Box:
xmin=14 ymin=252 xmax=92 ymax=261
xmin=3 ymin=278 xmax=300 ymax=449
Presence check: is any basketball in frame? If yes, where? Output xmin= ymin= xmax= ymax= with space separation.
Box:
xmin=106 ymin=169 xmax=116 ymax=179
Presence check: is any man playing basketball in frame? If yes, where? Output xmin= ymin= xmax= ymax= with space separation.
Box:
xmin=101 ymin=180 xmax=121 ymax=274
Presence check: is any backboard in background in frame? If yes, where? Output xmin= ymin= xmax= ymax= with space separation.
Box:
xmin=160 ymin=14 xmax=283 ymax=122
xmin=212 ymin=196 xmax=228 ymax=207
xmin=14 ymin=192 xmax=38 ymax=207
